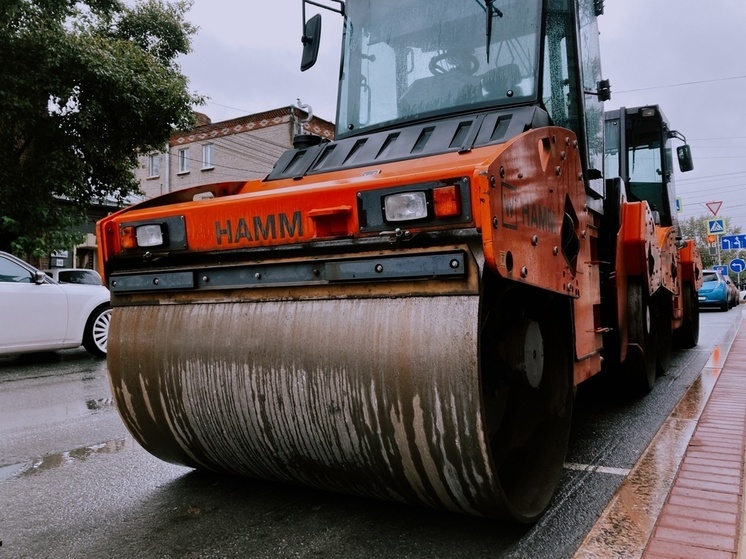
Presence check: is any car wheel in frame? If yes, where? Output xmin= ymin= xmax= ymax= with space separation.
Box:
xmin=83 ymin=304 xmax=111 ymax=357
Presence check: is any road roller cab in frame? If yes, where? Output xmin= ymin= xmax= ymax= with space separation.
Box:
xmin=96 ymin=0 xmax=699 ymax=522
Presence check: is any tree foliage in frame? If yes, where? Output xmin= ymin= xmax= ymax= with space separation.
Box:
xmin=680 ymin=215 xmax=743 ymax=278
xmin=0 ymin=0 xmax=203 ymax=256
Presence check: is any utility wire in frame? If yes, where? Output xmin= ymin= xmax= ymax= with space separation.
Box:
xmin=614 ymin=75 xmax=746 ymax=94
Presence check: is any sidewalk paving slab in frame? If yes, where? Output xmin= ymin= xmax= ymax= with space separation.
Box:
xmin=574 ymin=312 xmax=746 ymax=559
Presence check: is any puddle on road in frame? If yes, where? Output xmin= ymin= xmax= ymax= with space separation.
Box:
xmin=86 ymin=397 xmax=115 ymax=411
xmin=1 ymin=438 xmax=128 ymax=483
xmin=0 ymin=462 xmax=26 ymax=483
xmin=670 ymin=366 xmax=719 ymax=420
xmin=1 ymin=396 xmax=116 ymax=431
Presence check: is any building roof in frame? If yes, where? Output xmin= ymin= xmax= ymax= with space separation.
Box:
xmin=170 ymin=106 xmax=335 ymax=147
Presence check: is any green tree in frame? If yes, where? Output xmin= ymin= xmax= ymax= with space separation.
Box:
xmin=680 ymin=215 xmax=743 ymax=277
xmin=0 ymin=0 xmax=203 ymax=256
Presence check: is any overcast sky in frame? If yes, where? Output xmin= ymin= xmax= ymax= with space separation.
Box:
xmin=177 ymin=0 xmax=746 ymax=234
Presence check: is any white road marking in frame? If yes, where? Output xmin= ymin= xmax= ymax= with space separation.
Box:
xmin=564 ymin=462 xmax=631 ymax=476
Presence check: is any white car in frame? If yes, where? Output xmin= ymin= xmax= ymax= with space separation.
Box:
xmin=0 ymin=251 xmax=111 ymax=357
xmin=43 ymin=268 xmax=104 ymax=286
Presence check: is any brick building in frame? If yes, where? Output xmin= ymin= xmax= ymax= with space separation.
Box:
xmin=136 ymin=105 xmax=334 ymax=199
xmin=44 ymin=106 xmax=333 ymax=272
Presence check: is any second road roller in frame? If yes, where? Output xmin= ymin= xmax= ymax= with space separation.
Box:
xmin=96 ymin=0 xmax=702 ymax=522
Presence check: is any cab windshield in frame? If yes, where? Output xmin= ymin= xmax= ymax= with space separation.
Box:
xmin=337 ymin=0 xmax=542 ymax=138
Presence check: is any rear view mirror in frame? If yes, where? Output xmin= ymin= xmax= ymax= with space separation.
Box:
xmin=676 ymin=144 xmax=694 ymax=173
xmin=300 ymin=14 xmax=322 ymax=72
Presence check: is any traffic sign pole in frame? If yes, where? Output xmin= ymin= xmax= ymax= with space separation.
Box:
xmin=729 ymin=258 xmax=746 ymax=287
xmin=707 ymin=219 xmax=726 ymax=265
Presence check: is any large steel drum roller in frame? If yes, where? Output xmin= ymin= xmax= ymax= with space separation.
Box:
xmin=108 ymin=283 xmax=573 ymax=521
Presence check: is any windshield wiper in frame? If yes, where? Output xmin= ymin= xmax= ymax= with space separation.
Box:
xmin=485 ymin=1 xmax=503 ymax=63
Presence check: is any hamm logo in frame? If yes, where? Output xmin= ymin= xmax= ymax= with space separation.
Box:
xmin=216 ymin=211 xmax=303 ymax=245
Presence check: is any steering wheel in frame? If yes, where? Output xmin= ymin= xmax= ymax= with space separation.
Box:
xmin=428 ymin=52 xmax=480 ymax=76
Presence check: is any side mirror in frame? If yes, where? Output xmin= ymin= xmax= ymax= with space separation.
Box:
xmin=596 ymin=79 xmax=611 ymax=102
xmin=677 ymin=144 xmax=694 ymax=173
xmin=300 ymin=14 xmax=322 ymax=72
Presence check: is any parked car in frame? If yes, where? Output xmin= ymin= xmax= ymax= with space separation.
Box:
xmin=697 ymin=269 xmax=730 ymax=312
xmin=723 ymin=276 xmax=740 ymax=308
xmin=0 ymin=251 xmax=111 ymax=357
xmin=43 ymin=268 xmax=104 ymax=286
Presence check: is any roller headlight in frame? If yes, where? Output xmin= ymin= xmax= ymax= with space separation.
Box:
xmin=135 ymin=224 xmax=165 ymax=247
xmin=384 ymin=191 xmax=428 ymax=222
xmin=117 ymin=216 xmax=186 ymax=254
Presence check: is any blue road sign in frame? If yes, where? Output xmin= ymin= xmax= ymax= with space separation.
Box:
xmin=730 ymin=258 xmax=746 ymax=274
xmin=713 ymin=265 xmax=729 ymax=277
xmin=707 ymin=219 xmax=725 ymax=235
xmin=720 ymin=234 xmax=746 ymax=250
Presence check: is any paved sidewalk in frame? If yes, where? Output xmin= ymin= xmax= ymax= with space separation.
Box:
xmin=642 ymin=325 xmax=746 ymax=559
xmin=575 ymin=312 xmax=746 ymax=559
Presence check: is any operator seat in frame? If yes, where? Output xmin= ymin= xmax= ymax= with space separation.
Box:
xmin=481 ymin=64 xmax=521 ymax=99
xmin=399 ymin=71 xmax=481 ymax=116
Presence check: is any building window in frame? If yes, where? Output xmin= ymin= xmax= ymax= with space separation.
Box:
xmin=202 ymin=143 xmax=214 ymax=170
xmin=178 ymin=148 xmax=190 ymax=174
xmin=148 ymin=154 xmax=160 ymax=178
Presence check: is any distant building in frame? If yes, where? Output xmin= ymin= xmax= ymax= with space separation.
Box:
xmin=135 ymin=105 xmax=334 ymax=199
xmin=44 ymin=106 xmax=333 ymax=272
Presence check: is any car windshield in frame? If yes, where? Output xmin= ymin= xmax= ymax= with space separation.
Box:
xmin=702 ymin=272 xmax=719 ymax=283
xmin=58 ymin=270 xmax=101 ymax=285
xmin=337 ymin=0 xmax=541 ymax=137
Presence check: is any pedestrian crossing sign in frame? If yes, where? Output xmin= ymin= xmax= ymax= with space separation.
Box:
xmin=707 ymin=219 xmax=725 ymax=235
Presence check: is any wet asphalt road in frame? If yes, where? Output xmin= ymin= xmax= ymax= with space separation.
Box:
xmin=0 ymin=308 xmax=742 ymax=559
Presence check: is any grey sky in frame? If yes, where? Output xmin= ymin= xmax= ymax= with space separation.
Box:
xmin=178 ymin=0 xmax=746 ymax=231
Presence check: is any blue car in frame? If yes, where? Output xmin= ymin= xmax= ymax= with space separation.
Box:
xmin=698 ymin=269 xmax=730 ymax=311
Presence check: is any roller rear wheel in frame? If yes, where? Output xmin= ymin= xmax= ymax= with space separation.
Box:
xmin=676 ymin=283 xmax=699 ymax=348
xmin=656 ymin=293 xmax=673 ymax=375
xmin=626 ymin=280 xmax=658 ymax=394
xmin=481 ymin=284 xmax=574 ymax=522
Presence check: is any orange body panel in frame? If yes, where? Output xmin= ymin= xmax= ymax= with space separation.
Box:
xmin=99 ymin=148 xmax=500 ymax=259
xmin=607 ymin=200 xmax=629 ymax=363
xmin=620 ymin=201 xmax=659 ymax=295
xmin=654 ymin=225 xmax=682 ymax=328
xmin=480 ymin=129 xmax=588 ymax=296
xmin=678 ymin=239 xmax=703 ymax=288
xmin=655 ymin=226 xmax=679 ymax=296
xmin=672 ymin=238 xmax=703 ymax=329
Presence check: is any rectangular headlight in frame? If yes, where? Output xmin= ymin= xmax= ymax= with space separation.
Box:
xmin=383 ymin=191 xmax=428 ymax=222
xmin=136 ymin=224 xmax=164 ymax=247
